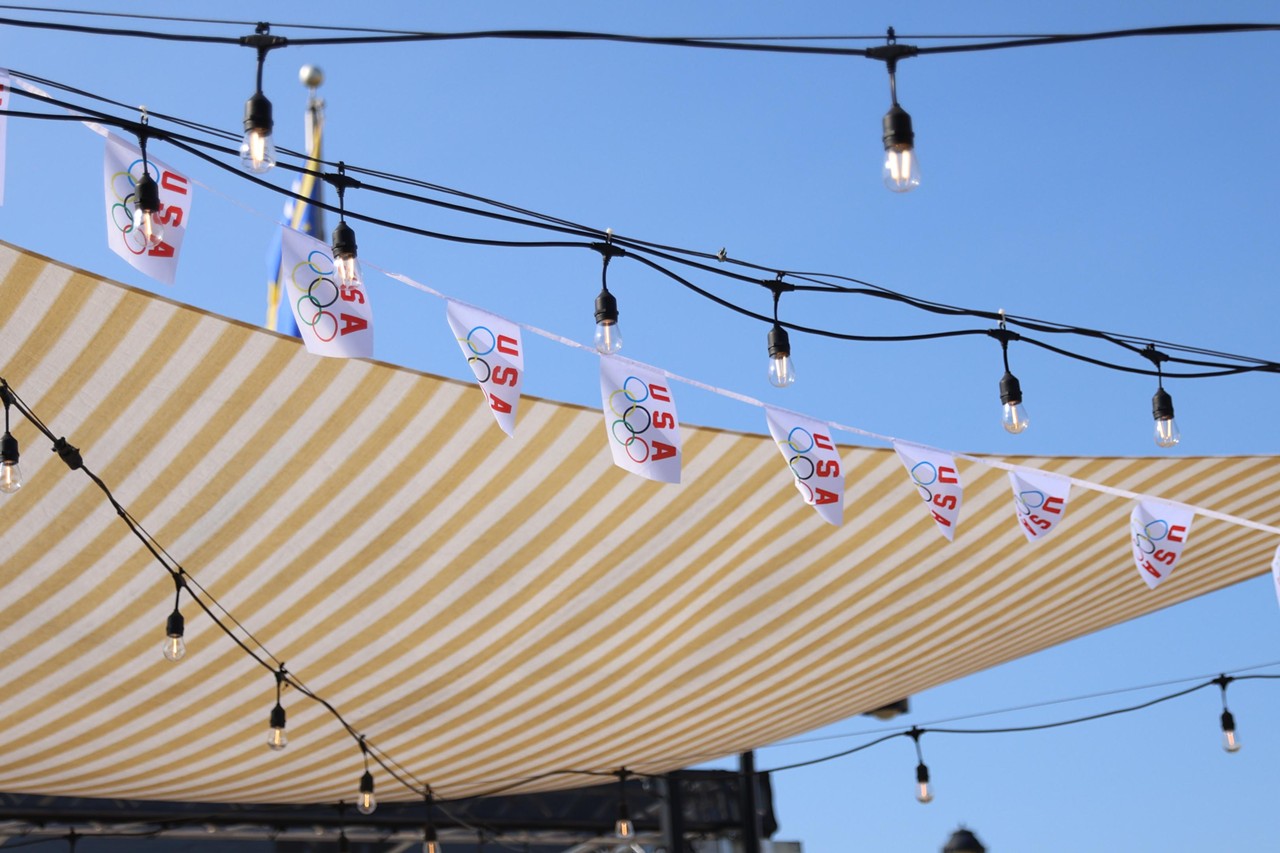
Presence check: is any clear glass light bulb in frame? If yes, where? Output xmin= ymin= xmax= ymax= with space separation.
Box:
xmin=1223 ymin=728 xmax=1240 ymax=753
xmin=240 ymin=128 xmax=277 ymax=174
xmin=595 ymin=320 xmax=623 ymax=355
xmin=267 ymin=726 xmax=287 ymax=750
xmin=423 ymin=840 xmax=441 ymax=853
xmin=916 ymin=780 xmax=933 ymax=804
xmin=358 ymin=789 xmax=377 ymax=815
xmin=883 ymin=146 xmax=921 ymax=193
xmin=615 ymin=818 xmax=634 ymax=839
xmin=768 ymin=354 xmax=796 ymax=388
xmin=335 ymin=254 xmax=361 ymax=287
xmin=131 ymin=207 xmax=165 ymax=248
xmin=162 ymin=634 xmax=186 ymax=662
xmin=1154 ymin=416 xmax=1180 ymax=448
xmin=1002 ymin=401 xmax=1030 ymax=434
xmin=0 ymin=459 xmax=22 ymax=493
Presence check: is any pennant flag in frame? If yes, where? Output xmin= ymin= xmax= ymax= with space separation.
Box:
xmin=1008 ymin=469 xmax=1071 ymax=543
xmin=764 ymin=407 xmax=844 ymax=525
xmin=1272 ymin=544 xmax=1280 ymax=612
xmin=0 ymin=69 xmax=10 ymax=206
xmin=599 ymin=356 xmax=681 ymax=483
xmin=894 ymin=441 xmax=963 ymax=541
xmin=446 ymin=300 xmax=524 ymax=436
xmin=1129 ymin=499 xmax=1194 ymax=590
xmin=280 ymin=226 xmax=373 ymax=358
xmin=103 ymin=134 xmax=191 ymax=285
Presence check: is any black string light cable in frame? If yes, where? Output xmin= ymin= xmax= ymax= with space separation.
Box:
xmin=4 ymin=73 xmax=1279 ymax=388
xmin=0 ymin=377 xmax=429 ymax=803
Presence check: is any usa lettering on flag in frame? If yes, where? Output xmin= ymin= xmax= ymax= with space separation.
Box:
xmin=1130 ymin=499 xmax=1194 ymax=590
xmin=445 ymin=299 xmax=524 ymax=436
xmin=599 ymin=355 xmax=681 ymax=483
xmin=894 ymin=441 xmax=963 ymax=542
xmin=1008 ymin=469 xmax=1071 ymax=544
xmin=103 ymin=134 xmax=191 ymax=285
xmin=280 ymin=226 xmax=373 ymax=358
xmin=764 ymin=407 xmax=844 ymax=525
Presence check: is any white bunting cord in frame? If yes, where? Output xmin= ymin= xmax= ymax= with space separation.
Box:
xmin=31 ymin=90 xmax=1278 ymax=542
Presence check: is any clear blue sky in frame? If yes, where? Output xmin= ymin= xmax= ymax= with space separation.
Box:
xmin=0 ymin=2 xmax=1278 ymax=851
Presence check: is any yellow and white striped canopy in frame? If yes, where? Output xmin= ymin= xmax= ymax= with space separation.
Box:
xmin=0 ymin=241 xmax=1275 ymax=805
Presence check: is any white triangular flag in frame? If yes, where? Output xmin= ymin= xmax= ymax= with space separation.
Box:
xmin=893 ymin=441 xmax=963 ymax=541
xmin=1008 ymin=469 xmax=1071 ymax=543
xmin=445 ymin=300 xmax=524 ymax=436
xmin=103 ymin=133 xmax=192 ymax=285
xmin=1129 ymin=499 xmax=1194 ymax=590
xmin=764 ymin=407 xmax=843 ymax=525
xmin=280 ymin=226 xmax=374 ymax=358
xmin=599 ymin=355 xmax=681 ymax=483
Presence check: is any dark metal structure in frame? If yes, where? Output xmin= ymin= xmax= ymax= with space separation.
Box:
xmin=0 ymin=769 xmax=778 ymax=851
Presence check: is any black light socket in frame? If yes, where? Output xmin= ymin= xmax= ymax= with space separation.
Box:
xmin=359 ymin=770 xmax=374 ymax=795
xmin=1221 ymin=709 xmax=1236 ymax=733
xmin=1 ymin=431 xmax=18 ymax=465
xmin=332 ymin=221 xmax=358 ymax=259
xmin=165 ymin=609 xmax=184 ymax=639
xmin=883 ymin=103 xmax=915 ymax=151
xmin=243 ymin=91 xmax=274 ymax=135
xmin=999 ymin=371 xmax=1023 ymax=405
xmin=270 ymin=703 xmax=287 ymax=730
xmin=135 ymin=172 xmax=161 ymax=214
xmin=915 ymin=762 xmax=930 ymax=785
xmin=767 ymin=324 xmax=791 ymax=358
xmin=1152 ymin=387 xmax=1175 ymax=421
xmin=594 ymin=288 xmax=619 ymax=325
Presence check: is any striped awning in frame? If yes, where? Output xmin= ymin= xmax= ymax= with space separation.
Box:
xmin=0 ymin=241 xmax=1275 ymax=805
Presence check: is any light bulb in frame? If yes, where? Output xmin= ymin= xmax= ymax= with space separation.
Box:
xmin=999 ymin=371 xmax=1029 ymax=434
xmin=1152 ymin=387 xmax=1180 ymax=448
xmin=882 ymin=104 xmax=920 ymax=193
xmin=267 ymin=703 xmax=287 ymax=751
xmin=615 ymin=818 xmax=634 ymax=839
xmin=1221 ymin=710 xmax=1240 ymax=753
xmin=331 ymin=221 xmax=360 ymax=286
xmin=1 ymin=430 xmax=22 ymax=493
xmin=423 ymin=825 xmax=441 ymax=853
xmin=767 ymin=324 xmax=796 ymax=387
xmin=915 ymin=763 xmax=933 ymax=803
xmin=241 ymin=92 xmax=276 ymax=174
xmin=594 ymin=287 xmax=622 ymax=354
xmin=130 ymin=171 xmax=165 ymax=247
xmin=357 ymin=770 xmax=377 ymax=815
xmin=163 ymin=609 xmax=185 ymax=662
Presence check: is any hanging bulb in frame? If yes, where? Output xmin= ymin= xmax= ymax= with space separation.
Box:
xmin=1152 ymin=386 xmax=1180 ymax=448
xmin=240 ymin=92 xmax=277 ymax=174
xmin=999 ymin=371 xmax=1029 ymax=434
xmin=767 ymin=323 xmax=796 ymax=387
xmin=163 ymin=609 xmax=186 ymax=662
xmin=594 ymin=287 xmax=623 ymax=354
xmin=423 ymin=825 xmax=441 ymax=853
xmin=615 ymin=817 xmax=635 ymax=839
xmin=915 ymin=762 xmax=933 ymax=803
xmin=338 ymin=830 xmax=351 ymax=853
xmin=357 ymin=770 xmax=377 ymax=815
xmin=0 ymin=430 xmax=22 ymax=494
xmin=130 ymin=171 xmax=165 ymax=247
xmin=882 ymin=104 xmax=920 ymax=193
xmin=1221 ymin=710 xmax=1241 ymax=753
xmin=331 ymin=220 xmax=361 ymax=286
xmin=267 ymin=703 xmax=288 ymax=751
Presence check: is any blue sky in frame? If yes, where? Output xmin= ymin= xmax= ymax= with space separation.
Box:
xmin=0 ymin=2 xmax=1278 ymax=850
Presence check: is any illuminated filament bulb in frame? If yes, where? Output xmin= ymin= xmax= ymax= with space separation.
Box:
xmin=357 ymin=770 xmax=377 ymax=815
xmin=131 ymin=171 xmax=165 ymax=248
xmin=915 ymin=762 xmax=933 ymax=803
xmin=999 ymin=371 xmax=1029 ymax=434
xmin=0 ymin=429 xmax=22 ymax=494
xmin=332 ymin=220 xmax=360 ymax=287
xmin=882 ymin=104 xmax=920 ymax=193
xmin=163 ymin=608 xmax=185 ymax=662
xmin=1152 ymin=386 xmax=1180 ymax=448
xmin=267 ymin=703 xmax=287 ymax=751
xmin=767 ymin=324 xmax=796 ymax=388
xmin=594 ymin=287 xmax=623 ymax=354
xmin=1221 ymin=710 xmax=1241 ymax=753
xmin=241 ymin=92 xmax=276 ymax=174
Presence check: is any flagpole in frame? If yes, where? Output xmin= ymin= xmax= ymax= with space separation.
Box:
xmin=300 ymin=64 xmax=325 ymax=237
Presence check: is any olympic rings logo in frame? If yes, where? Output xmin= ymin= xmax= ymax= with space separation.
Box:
xmin=460 ymin=324 xmax=498 ymax=382
xmin=910 ymin=460 xmax=939 ymax=502
xmin=779 ymin=426 xmax=819 ymax=501
xmin=608 ymin=375 xmax=656 ymax=464
xmin=108 ymin=158 xmax=157 ymax=256
xmin=290 ymin=250 xmax=340 ymax=342
xmin=1014 ymin=489 xmax=1047 ymax=517
xmin=1131 ymin=518 xmax=1171 ymax=556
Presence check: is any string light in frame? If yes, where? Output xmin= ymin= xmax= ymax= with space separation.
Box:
xmin=909 ymin=727 xmax=933 ymax=803
xmin=239 ymin=23 xmax=279 ymax=174
xmin=267 ymin=665 xmax=288 ymax=751
xmin=0 ymin=385 xmax=23 ymax=494
xmin=1145 ymin=346 xmax=1181 ymax=448
xmin=130 ymin=117 xmax=165 ymax=249
xmin=991 ymin=318 xmax=1029 ymax=434
xmin=357 ymin=738 xmax=378 ymax=815
xmin=614 ymin=768 xmax=634 ymax=839
xmin=328 ymin=163 xmax=362 ymax=286
xmin=594 ymin=236 xmax=624 ymax=355
xmin=766 ymin=280 xmax=796 ymax=388
xmin=870 ymin=29 xmax=921 ymax=193
xmin=1215 ymin=675 xmax=1241 ymax=753
xmin=163 ymin=575 xmax=186 ymax=663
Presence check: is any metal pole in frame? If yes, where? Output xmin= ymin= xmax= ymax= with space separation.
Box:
xmin=738 ymin=751 xmax=761 ymax=853
xmin=300 ymin=64 xmax=325 ymax=237
xmin=660 ymin=771 xmax=688 ymax=853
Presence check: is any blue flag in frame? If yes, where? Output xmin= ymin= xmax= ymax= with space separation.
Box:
xmin=266 ymin=107 xmax=324 ymax=336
